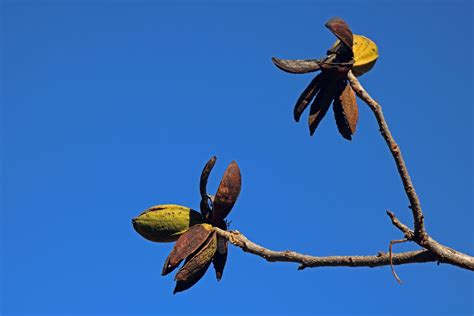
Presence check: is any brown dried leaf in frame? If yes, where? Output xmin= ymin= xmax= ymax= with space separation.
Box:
xmin=211 ymin=161 xmax=241 ymax=223
xmin=325 ymin=17 xmax=354 ymax=52
xmin=272 ymin=57 xmax=321 ymax=74
xmin=173 ymin=231 xmax=218 ymax=294
xmin=162 ymin=223 xmax=213 ymax=276
xmin=333 ymin=83 xmax=358 ymax=140
xmin=294 ymin=74 xmax=323 ymax=122
xmin=199 ymin=156 xmax=217 ymax=219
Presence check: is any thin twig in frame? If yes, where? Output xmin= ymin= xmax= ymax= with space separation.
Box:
xmin=389 ymin=238 xmax=408 ymax=284
xmin=386 ymin=210 xmax=414 ymax=240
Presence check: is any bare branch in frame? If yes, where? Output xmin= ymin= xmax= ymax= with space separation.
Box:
xmin=386 ymin=211 xmax=474 ymax=270
xmin=347 ymin=72 xmax=426 ymax=241
xmin=422 ymin=238 xmax=474 ymax=270
xmin=214 ymin=228 xmax=438 ymax=269
xmin=348 ymin=72 xmax=474 ymax=271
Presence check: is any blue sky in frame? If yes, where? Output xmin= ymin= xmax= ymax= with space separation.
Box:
xmin=1 ymin=0 xmax=472 ymax=315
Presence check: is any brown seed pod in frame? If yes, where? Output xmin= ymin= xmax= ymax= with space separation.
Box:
xmin=333 ymin=82 xmax=358 ymax=140
xmin=308 ymin=74 xmax=339 ymax=136
xmin=211 ymin=219 xmax=228 ymax=281
xmin=271 ymin=57 xmax=321 ymax=74
xmin=200 ymin=156 xmax=216 ymax=199
xmin=294 ymin=75 xmax=323 ymax=122
xmin=325 ymin=17 xmax=354 ymax=53
xmin=173 ymin=231 xmax=218 ymax=294
xmin=199 ymin=156 xmax=217 ymax=220
xmin=212 ymin=238 xmax=228 ymax=281
xmin=162 ymin=223 xmax=213 ymax=276
xmin=211 ymin=161 xmax=241 ymax=224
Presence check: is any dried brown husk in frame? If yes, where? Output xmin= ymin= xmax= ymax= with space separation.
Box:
xmin=271 ymin=57 xmax=321 ymax=74
xmin=199 ymin=156 xmax=217 ymax=220
xmin=293 ymin=75 xmax=323 ymax=122
xmin=212 ymin=238 xmax=227 ymax=281
xmin=173 ymin=231 xmax=218 ymax=294
xmin=333 ymin=82 xmax=358 ymax=140
xmin=211 ymin=161 xmax=241 ymax=223
xmin=211 ymin=219 xmax=228 ymax=281
xmin=162 ymin=223 xmax=213 ymax=276
xmin=318 ymin=60 xmax=353 ymax=75
xmin=308 ymin=74 xmax=338 ymax=136
xmin=325 ymin=17 xmax=354 ymax=54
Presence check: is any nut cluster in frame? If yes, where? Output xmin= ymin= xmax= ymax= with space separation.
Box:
xmin=132 ymin=157 xmax=241 ymax=293
xmin=272 ymin=17 xmax=378 ymax=140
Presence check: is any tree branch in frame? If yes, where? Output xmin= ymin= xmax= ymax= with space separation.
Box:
xmin=348 ymin=72 xmax=474 ymax=271
xmin=214 ymin=228 xmax=438 ymax=269
xmin=347 ymin=72 xmax=426 ymax=241
xmin=386 ymin=210 xmax=474 ymax=270
xmin=212 ymin=73 xmax=474 ymax=273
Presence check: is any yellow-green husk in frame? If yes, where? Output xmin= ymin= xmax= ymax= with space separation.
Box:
xmin=132 ymin=204 xmax=203 ymax=242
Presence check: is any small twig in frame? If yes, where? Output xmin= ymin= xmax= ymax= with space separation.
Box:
xmin=386 ymin=210 xmax=414 ymax=240
xmin=389 ymin=238 xmax=408 ymax=284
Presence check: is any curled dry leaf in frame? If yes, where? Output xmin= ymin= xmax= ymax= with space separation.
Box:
xmin=211 ymin=161 xmax=242 ymax=223
xmin=162 ymin=223 xmax=213 ymax=276
xmin=271 ymin=57 xmax=321 ymax=74
xmin=174 ymin=231 xmax=218 ymax=294
xmin=199 ymin=156 xmax=217 ymax=220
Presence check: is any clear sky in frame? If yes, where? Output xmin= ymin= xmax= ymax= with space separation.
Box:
xmin=1 ymin=0 xmax=473 ymax=315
